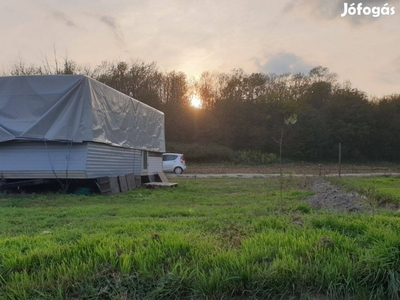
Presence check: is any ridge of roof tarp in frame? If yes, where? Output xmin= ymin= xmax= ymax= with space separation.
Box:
xmin=0 ymin=75 xmax=165 ymax=152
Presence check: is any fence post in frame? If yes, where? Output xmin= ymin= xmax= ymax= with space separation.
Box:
xmin=338 ymin=143 xmax=342 ymax=178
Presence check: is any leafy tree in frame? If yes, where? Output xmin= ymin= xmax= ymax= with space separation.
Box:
xmin=196 ymin=71 xmax=225 ymax=110
xmin=94 ymin=60 xmax=163 ymax=108
xmin=161 ymin=71 xmax=193 ymax=143
xmin=302 ymin=81 xmax=332 ymax=110
xmin=370 ymin=95 xmax=400 ymax=161
xmin=212 ymin=70 xmax=270 ymax=149
xmin=286 ymin=108 xmax=331 ymax=160
xmin=323 ymin=86 xmax=374 ymax=160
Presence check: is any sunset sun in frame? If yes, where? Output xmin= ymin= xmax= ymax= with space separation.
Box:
xmin=190 ymin=94 xmax=202 ymax=109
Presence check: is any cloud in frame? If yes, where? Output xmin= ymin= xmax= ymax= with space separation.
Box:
xmin=282 ymin=0 xmax=342 ymax=19
xmin=51 ymin=10 xmax=77 ymax=28
xmin=99 ymin=15 xmax=125 ymax=44
xmin=100 ymin=15 xmax=117 ymax=29
xmin=283 ymin=0 xmax=400 ymax=26
xmin=255 ymin=52 xmax=314 ymax=75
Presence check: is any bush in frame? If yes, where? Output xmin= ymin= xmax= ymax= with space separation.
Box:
xmin=166 ymin=144 xmax=278 ymax=164
xmin=235 ymin=150 xmax=277 ymax=165
xmin=166 ymin=143 xmax=236 ymax=163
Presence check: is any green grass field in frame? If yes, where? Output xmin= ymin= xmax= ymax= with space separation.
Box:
xmin=1 ymin=177 xmax=400 ymax=299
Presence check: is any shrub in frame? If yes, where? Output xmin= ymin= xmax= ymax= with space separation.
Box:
xmin=166 ymin=142 xmax=236 ymax=163
xmin=166 ymin=143 xmax=278 ymax=164
xmin=235 ymin=150 xmax=277 ymax=165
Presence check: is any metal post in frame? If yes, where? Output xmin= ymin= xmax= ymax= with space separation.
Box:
xmin=338 ymin=143 xmax=342 ymax=178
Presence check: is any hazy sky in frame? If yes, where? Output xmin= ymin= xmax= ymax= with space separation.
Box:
xmin=1 ymin=0 xmax=399 ymax=97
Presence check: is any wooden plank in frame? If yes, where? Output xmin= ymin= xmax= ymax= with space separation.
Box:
xmin=157 ymin=172 xmax=169 ymax=183
xmin=126 ymin=174 xmax=136 ymax=190
xmin=97 ymin=177 xmax=111 ymax=194
xmin=135 ymin=176 xmax=142 ymax=187
xmin=97 ymin=176 xmax=121 ymax=195
xmin=143 ymin=182 xmax=178 ymax=189
xmin=118 ymin=175 xmax=128 ymax=192
xmin=109 ymin=177 xmax=121 ymax=194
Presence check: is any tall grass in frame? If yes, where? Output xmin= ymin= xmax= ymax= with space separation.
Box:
xmin=1 ymin=177 xmax=400 ymax=299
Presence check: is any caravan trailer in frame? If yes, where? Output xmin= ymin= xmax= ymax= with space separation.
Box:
xmin=0 ymin=75 xmax=166 ymax=193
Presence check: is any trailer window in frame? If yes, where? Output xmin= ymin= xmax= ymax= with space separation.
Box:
xmin=142 ymin=151 xmax=148 ymax=170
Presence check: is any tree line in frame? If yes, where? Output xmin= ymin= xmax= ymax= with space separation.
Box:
xmin=5 ymin=58 xmax=400 ymax=162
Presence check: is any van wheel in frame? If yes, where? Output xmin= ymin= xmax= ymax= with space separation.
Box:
xmin=174 ymin=167 xmax=183 ymax=174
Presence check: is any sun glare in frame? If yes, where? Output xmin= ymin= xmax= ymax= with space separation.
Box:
xmin=190 ymin=94 xmax=202 ymax=109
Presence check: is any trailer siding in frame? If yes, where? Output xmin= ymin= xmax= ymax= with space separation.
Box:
xmin=0 ymin=141 xmax=163 ymax=180
xmin=0 ymin=141 xmax=87 ymax=179
xmin=86 ymin=142 xmax=140 ymax=178
xmin=148 ymin=152 xmax=162 ymax=175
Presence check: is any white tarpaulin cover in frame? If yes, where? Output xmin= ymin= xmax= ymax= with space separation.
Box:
xmin=0 ymin=75 xmax=165 ymax=152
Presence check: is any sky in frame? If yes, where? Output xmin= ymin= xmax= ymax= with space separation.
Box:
xmin=1 ymin=0 xmax=399 ymax=98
